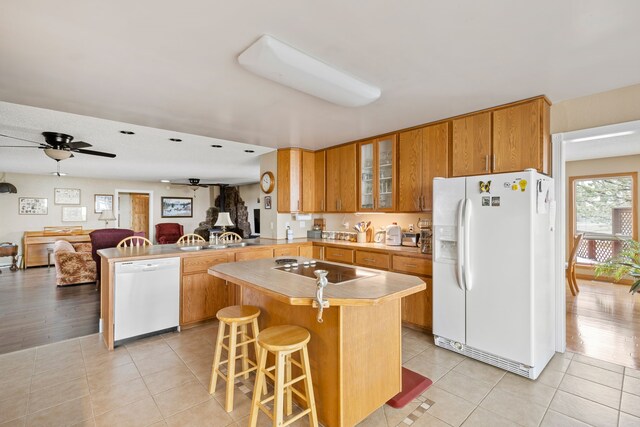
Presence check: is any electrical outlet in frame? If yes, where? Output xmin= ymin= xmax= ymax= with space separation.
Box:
xmin=300 ymin=221 xmax=305 ymax=228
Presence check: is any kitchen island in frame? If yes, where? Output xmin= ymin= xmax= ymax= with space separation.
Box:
xmin=210 ymin=257 xmax=425 ymax=427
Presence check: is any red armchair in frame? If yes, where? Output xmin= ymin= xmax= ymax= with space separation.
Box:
xmin=89 ymin=228 xmax=134 ymax=282
xmin=155 ymin=223 xmax=184 ymax=244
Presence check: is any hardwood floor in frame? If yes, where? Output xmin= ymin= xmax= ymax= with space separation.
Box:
xmin=567 ymin=278 xmax=640 ymax=369
xmin=0 ymin=266 xmax=99 ymax=355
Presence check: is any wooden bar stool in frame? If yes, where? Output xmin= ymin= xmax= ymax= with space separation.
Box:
xmin=209 ymin=305 xmax=265 ymax=412
xmin=249 ymin=325 xmax=318 ymax=427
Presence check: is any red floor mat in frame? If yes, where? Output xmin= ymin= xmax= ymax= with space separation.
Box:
xmin=386 ymin=367 xmax=433 ymax=408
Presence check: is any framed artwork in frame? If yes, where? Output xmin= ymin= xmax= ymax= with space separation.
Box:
xmin=18 ymin=197 xmax=48 ymax=215
xmin=94 ymin=194 xmax=113 ymax=213
xmin=264 ymin=195 xmax=272 ymax=210
xmin=54 ymin=188 xmax=81 ymax=205
xmin=62 ymin=206 xmax=87 ymax=222
xmin=161 ymin=197 xmax=193 ymax=218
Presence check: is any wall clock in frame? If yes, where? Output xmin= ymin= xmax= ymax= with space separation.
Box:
xmin=260 ymin=171 xmax=275 ymax=194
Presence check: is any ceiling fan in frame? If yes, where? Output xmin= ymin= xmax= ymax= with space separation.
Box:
xmin=0 ymin=131 xmax=117 ymax=161
xmin=171 ymin=179 xmax=224 ymax=196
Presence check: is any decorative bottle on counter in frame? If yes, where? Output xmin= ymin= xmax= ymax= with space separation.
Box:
xmin=286 ymin=226 xmax=293 ymax=241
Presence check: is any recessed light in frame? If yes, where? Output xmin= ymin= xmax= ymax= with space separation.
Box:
xmin=120 ymin=130 xmax=135 ymax=135
xmin=160 ymin=179 xmax=170 ymax=183
xmin=50 ymin=172 xmax=68 ymax=176
xmin=169 ymin=138 xmax=182 ymax=142
xmin=245 ymin=150 xmax=255 ymax=153
xmin=211 ymin=144 xmax=222 ymax=148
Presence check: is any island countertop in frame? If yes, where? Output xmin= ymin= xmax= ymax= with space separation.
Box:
xmin=209 ymin=256 xmax=426 ymax=306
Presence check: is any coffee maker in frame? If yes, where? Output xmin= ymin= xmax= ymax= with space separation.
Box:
xmin=418 ymin=218 xmax=432 ymax=254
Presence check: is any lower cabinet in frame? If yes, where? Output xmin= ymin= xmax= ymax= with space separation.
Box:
xmin=299 ymin=245 xmax=313 ymax=258
xmin=235 ymin=248 xmax=274 ymax=261
xmin=274 ymin=246 xmax=299 ymax=257
xmin=181 ymin=253 xmax=234 ymax=325
xmin=401 ymin=277 xmax=432 ymax=331
xmin=325 ymin=247 xmax=354 ymax=263
xmin=312 ymin=246 xmax=324 ymax=260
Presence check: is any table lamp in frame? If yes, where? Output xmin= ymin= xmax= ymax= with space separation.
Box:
xmin=98 ymin=209 xmax=116 ymax=228
xmin=214 ymin=212 xmax=234 ymax=232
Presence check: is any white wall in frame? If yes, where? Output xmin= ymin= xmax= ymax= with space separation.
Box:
xmin=0 ymin=172 xmax=211 ymax=263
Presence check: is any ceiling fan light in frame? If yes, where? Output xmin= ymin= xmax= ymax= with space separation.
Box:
xmin=238 ymin=35 xmax=381 ymax=107
xmin=44 ymin=148 xmax=72 ymax=161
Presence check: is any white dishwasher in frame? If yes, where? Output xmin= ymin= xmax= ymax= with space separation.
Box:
xmin=114 ymin=257 xmax=180 ymax=342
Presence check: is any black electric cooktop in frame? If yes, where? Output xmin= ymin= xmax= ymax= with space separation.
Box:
xmin=274 ymin=261 xmax=377 ymax=284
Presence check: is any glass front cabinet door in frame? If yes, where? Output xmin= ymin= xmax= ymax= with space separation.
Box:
xmin=359 ymin=134 xmax=397 ymax=211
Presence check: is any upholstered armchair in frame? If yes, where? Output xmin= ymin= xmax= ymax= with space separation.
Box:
xmin=89 ymin=228 xmax=134 ymax=283
xmin=155 ymin=223 xmax=184 ymax=244
xmin=53 ymin=240 xmax=97 ymax=286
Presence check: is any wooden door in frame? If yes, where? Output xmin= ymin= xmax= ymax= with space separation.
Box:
xmin=451 ymin=112 xmax=492 ymax=177
xmin=338 ymin=143 xmax=357 ymax=212
xmin=301 ymin=150 xmax=315 ymax=212
xmin=398 ymin=128 xmax=423 ymax=212
xmin=313 ymin=150 xmax=326 ymax=212
xmin=492 ymin=99 xmax=541 ymax=173
xmin=401 ymin=277 xmax=432 ymax=330
xmin=130 ymin=194 xmax=149 ymax=236
xmin=277 ymin=149 xmax=301 ymax=212
xmin=421 ymin=122 xmax=450 ymax=211
xmin=325 ymin=146 xmax=341 ymax=212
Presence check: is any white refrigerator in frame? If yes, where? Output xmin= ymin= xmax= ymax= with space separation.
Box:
xmin=433 ymin=170 xmax=555 ymax=379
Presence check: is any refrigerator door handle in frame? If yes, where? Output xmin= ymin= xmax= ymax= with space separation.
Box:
xmin=456 ymin=199 xmax=466 ymax=291
xmin=463 ymin=198 xmax=472 ymax=290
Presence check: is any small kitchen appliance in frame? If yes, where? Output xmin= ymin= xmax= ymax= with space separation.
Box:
xmin=418 ymin=218 xmax=432 ymax=254
xmin=385 ymin=224 xmax=402 ymax=246
xmin=401 ymin=232 xmax=419 ymax=247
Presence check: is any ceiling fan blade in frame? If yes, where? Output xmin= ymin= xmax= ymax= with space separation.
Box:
xmin=0 ymin=145 xmax=41 ymax=148
xmin=0 ymin=133 xmax=46 ymax=146
xmin=64 ymin=141 xmax=92 ymax=149
xmin=73 ymin=148 xmax=116 ymax=158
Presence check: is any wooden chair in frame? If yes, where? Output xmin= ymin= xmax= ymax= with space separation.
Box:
xmin=219 ymin=232 xmax=242 ymax=243
xmin=566 ymin=233 xmax=584 ymax=296
xmin=117 ymin=236 xmax=153 ymax=248
xmin=249 ymin=325 xmax=318 ymax=427
xmin=177 ymin=233 xmax=206 ymax=244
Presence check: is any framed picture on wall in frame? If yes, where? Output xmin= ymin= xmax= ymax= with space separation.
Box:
xmin=264 ymin=196 xmax=272 ymax=210
xmin=18 ymin=197 xmax=48 ymax=215
xmin=94 ymin=194 xmax=113 ymax=213
xmin=62 ymin=206 xmax=87 ymax=222
xmin=54 ymin=188 xmax=80 ymax=205
xmin=161 ymin=197 xmax=193 ymax=218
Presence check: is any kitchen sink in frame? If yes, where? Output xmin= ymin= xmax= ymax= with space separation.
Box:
xmin=226 ymin=242 xmax=257 ymax=248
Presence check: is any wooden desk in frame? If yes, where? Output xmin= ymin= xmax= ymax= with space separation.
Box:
xmin=23 ymin=230 xmax=94 ymax=268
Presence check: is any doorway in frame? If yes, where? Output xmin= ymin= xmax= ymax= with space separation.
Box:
xmin=114 ymin=189 xmax=155 ymax=241
xmin=555 ymin=120 xmax=640 ymax=368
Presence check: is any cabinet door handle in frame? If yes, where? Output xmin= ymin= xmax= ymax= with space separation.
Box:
xmin=405 ymin=263 xmax=417 ymax=268
xmin=485 ymin=155 xmax=489 ymax=171
xmin=492 ymin=154 xmax=496 ymax=171
xmin=333 ymin=253 xmax=343 ymax=257
xmin=321 ymin=200 xmax=324 ymax=211
xmin=297 ymin=200 xmax=300 ymax=210
xmin=363 ymin=258 xmax=375 ymax=262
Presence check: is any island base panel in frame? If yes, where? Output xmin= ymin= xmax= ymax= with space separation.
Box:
xmin=240 ymin=287 xmax=401 ymax=427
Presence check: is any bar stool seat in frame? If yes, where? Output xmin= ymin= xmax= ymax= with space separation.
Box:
xmin=209 ymin=305 xmax=264 ymax=412
xmin=249 ymin=325 xmax=318 ymax=427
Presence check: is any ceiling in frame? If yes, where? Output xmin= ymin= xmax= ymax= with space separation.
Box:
xmin=1 ymin=1 xmax=640 ymax=181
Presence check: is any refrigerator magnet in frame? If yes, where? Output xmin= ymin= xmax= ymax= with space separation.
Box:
xmin=482 ymin=196 xmax=490 ymax=206
xmin=479 ymin=180 xmax=491 ymax=193
xmin=491 ymin=196 xmax=501 ymax=207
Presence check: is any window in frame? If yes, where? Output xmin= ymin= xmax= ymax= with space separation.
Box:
xmin=570 ymin=172 xmax=638 ymax=264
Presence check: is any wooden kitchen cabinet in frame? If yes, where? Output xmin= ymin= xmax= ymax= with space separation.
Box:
xmin=451 ymin=111 xmax=492 ymax=177
xmin=398 ymin=122 xmax=449 ymax=212
xmin=402 ymin=277 xmax=433 ymax=330
xmin=235 ymin=248 xmax=274 ymax=261
xmin=313 ymin=150 xmax=326 ymax=212
xmin=325 ymin=246 xmax=354 ymax=263
xmin=359 ymin=135 xmax=397 ymax=211
xmin=181 ymin=253 xmax=233 ymax=325
xmin=277 ymin=148 xmax=302 ymax=213
xmin=326 ymin=143 xmax=357 ymax=212
xmin=299 ymin=245 xmax=314 ymax=258
xmin=492 ymin=98 xmax=551 ymax=174
xmin=274 ymin=246 xmax=299 ymax=257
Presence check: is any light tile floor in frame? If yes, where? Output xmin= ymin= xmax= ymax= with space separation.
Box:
xmin=1 ymin=322 xmax=638 ymax=427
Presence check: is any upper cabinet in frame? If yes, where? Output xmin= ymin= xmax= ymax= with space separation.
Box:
xmin=451 ymin=97 xmax=551 ymax=177
xmin=326 ymin=143 xmax=357 ymax=212
xmin=358 ymin=135 xmax=397 ymax=212
xmin=277 ymin=148 xmax=301 ymax=213
xmin=492 ymin=98 xmax=550 ymax=174
xmin=451 ymin=112 xmax=492 ymax=177
xmin=313 ymin=150 xmax=326 ymax=212
xmin=398 ymin=122 xmax=450 ymax=212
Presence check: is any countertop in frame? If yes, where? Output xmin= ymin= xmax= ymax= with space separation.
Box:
xmin=97 ymin=237 xmax=432 ymax=262
xmin=210 ymin=256 xmax=426 ymax=306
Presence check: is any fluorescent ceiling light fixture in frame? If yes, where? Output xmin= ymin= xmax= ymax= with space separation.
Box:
xmin=238 ymin=35 xmax=381 ymax=107
xmin=160 ymin=179 xmax=170 ymax=183
xmin=567 ymin=131 xmax=634 ymax=143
